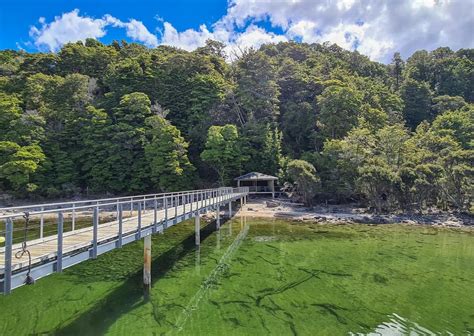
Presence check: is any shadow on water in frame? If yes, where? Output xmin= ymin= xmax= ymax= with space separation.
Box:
xmin=55 ymin=219 xmax=226 ymax=335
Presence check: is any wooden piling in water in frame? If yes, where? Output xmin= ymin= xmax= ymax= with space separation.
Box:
xmin=216 ymin=205 xmax=221 ymax=229
xmin=195 ymin=213 xmax=200 ymax=245
xmin=143 ymin=235 xmax=151 ymax=299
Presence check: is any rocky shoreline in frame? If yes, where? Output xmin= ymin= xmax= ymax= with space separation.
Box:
xmin=238 ymin=199 xmax=473 ymax=228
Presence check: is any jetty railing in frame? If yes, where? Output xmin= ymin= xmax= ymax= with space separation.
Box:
xmin=0 ymin=187 xmax=249 ymax=294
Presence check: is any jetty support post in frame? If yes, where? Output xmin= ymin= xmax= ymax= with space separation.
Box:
xmin=143 ymin=234 xmax=151 ymax=300
xmin=216 ymin=203 xmax=221 ymax=229
xmin=229 ymin=201 xmax=232 ymax=218
xmin=195 ymin=212 xmax=200 ymax=246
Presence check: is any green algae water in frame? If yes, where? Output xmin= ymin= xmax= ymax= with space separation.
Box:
xmin=1 ymin=218 xmax=473 ymax=335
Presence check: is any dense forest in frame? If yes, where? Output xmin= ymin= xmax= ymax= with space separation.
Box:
xmin=0 ymin=39 xmax=472 ymax=212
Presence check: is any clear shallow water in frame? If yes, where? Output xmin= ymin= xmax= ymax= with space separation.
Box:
xmin=0 ymin=218 xmax=473 ymax=335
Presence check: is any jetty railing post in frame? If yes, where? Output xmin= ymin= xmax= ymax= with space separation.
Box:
xmin=182 ymin=193 xmax=186 ymax=216
xmin=174 ymin=195 xmax=178 ymax=222
xmin=159 ymin=197 xmax=164 ymax=233
xmin=144 ymin=234 xmax=151 ymax=300
xmin=195 ymin=212 xmax=200 ymax=246
xmin=92 ymin=207 xmax=98 ymax=259
xmin=164 ymin=195 xmax=168 ymax=229
xmin=40 ymin=207 xmax=44 ymax=239
xmin=116 ymin=200 xmax=119 ymax=221
xmin=143 ymin=196 xmax=146 ymax=214
xmin=137 ymin=202 xmax=142 ymax=239
xmin=216 ymin=196 xmax=221 ymax=229
xmin=190 ymin=192 xmax=193 ymax=213
xmin=57 ymin=212 xmax=63 ymax=272
xmin=72 ymin=203 xmax=76 ymax=231
xmin=3 ymin=218 xmax=13 ymax=295
xmin=118 ymin=203 xmax=123 ymax=248
xmin=153 ymin=196 xmax=158 ymax=233
xmin=130 ymin=197 xmax=133 ymax=216
xmin=229 ymin=201 xmax=232 ymax=218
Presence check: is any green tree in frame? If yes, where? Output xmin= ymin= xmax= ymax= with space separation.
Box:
xmin=0 ymin=92 xmax=44 ymax=144
xmin=145 ymin=116 xmax=194 ymax=191
xmin=317 ymin=84 xmax=363 ymax=139
xmin=234 ymin=49 xmax=280 ymax=123
xmin=401 ymin=78 xmax=432 ymax=129
xmin=286 ymin=159 xmax=320 ymax=205
xmin=201 ymin=124 xmax=245 ymax=186
xmin=432 ymin=105 xmax=474 ymax=149
xmin=0 ymin=141 xmax=45 ymax=192
xmin=261 ymin=125 xmax=283 ymax=175
xmin=390 ymin=52 xmax=404 ymax=91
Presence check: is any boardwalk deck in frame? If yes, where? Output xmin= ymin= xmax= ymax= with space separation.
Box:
xmin=0 ymin=187 xmax=248 ymax=294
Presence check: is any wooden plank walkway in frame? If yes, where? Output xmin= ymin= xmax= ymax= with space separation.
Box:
xmin=0 ymin=188 xmax=248 ymax=293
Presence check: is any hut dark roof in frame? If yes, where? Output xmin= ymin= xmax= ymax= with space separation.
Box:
xmin=234 ymin=172 xmax=278 ymax=181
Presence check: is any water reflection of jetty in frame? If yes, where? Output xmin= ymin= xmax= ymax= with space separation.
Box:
xmin=174 ymin=218 xmax=249 ymax=333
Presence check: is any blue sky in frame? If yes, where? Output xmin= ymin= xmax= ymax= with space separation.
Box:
xmin=1 ymin=0 xmax=227 ymax=49
xmin=1 ymin=0 xmax=473 ymax=63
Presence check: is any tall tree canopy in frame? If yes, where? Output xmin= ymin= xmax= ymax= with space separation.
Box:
xmin=0 ymin=40 xmax=471 ymax=212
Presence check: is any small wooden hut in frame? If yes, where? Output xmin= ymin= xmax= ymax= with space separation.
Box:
xmin=235 ymin=172 xmax=278 ymax=198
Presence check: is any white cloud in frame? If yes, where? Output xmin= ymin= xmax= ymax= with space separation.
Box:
xmin=153 ymin=0 xmax=473 ymax=62
xmin=231 ymin=24 xmax=288 ymax=49
xmin=29 ymin=9 xmax=158 ymax=51
xmin=158 ymin=21 xmax=287 ymax=58
xmin=124 ymin=20 xmax=158 ymax=47
xmin=107 ymin=17 xmax=158 ymax=47
xmin=28 ymin=1 xmax=474 ymax=62
xmin=30 ymin=9 xmax=109 ymax=51
xmin=287 ymin=20 xmax=318 ymax=43
xmin=160 ymin=22 xmax=214 ymax=51
xmin=219 ymin=0 xmax=474 ymax=62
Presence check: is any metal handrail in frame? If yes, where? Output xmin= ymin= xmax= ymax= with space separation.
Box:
xmin=0 ymin=187 xmax=247 ymax=220
xmin=0 ymin=187 xmax=229 ymax=212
